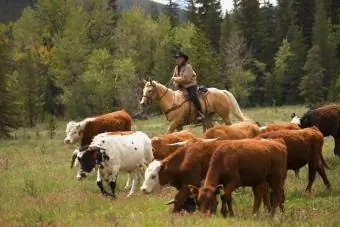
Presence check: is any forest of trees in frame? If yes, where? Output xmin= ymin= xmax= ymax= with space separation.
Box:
xmin=0 ymin=0 xmax=339 ymax=138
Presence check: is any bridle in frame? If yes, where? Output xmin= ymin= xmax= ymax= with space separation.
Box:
xmin=142 ymin=84 xmax=168 ymax=102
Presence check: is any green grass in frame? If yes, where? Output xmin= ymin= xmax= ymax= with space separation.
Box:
xmin=1 ymin=105 xmax=340 ymax=226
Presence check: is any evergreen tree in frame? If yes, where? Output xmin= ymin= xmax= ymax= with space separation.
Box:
xmin=256 ymin=2 xmax=277 ymax=66
xmin=166 ymin=0 xmax=179 ymax=27
xmin=276 ymin=0 xmax=291 ymax=41
xmin=312 ymin=0 xmax=332 ymax=96
xmin=186 ymin=0 xmax=197 ymax=24
xmin=300 ymin=45 xmax=325 ymax=106
xmin=291 ymin=0 xmax=315 ymax=47
xmin=233 ymin=0 xmax=261 ymax=59
xmin=0 ymin=33 xmax=20 ymax=138
xmin=219 ymin=12 xmax=234 ymax=88
xmin=195 ymin=0 xmax=223 ymax=51
xmin=285 ymin=14 xmax=306 ymax=103
xmin=264 ymin=38 xmax=292 ymax=105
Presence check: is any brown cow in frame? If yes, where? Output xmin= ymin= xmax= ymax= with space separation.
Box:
xmin=64 ymin=110 xmax=132 ymax=175
xmin=260 ymin=123 xmax=301 ymax=134
xmin=203 ymin=122 xmax=261 ymax=140
xmin=259 ymin=127 xmax=331 ymax=193
xmin=292 ymin=104 xmax=340 ymax=156
xmin=140 ymin=138 xmax=271 ymax=215
xmin=189 ymin=138 xmax=287 ymax=217
xmin=151 ymin=130 xmax=197 ymax=160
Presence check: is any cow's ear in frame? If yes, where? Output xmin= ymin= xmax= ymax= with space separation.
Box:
xmin=214 ymin=184 xmax=224 ymax=195
xmin=188 ymin=185 xmax=199 ymax=197
xmin=143 ymin=79 xmax=148 ymax=84
xmin=291 ymin=113 xmax=296 ymax=119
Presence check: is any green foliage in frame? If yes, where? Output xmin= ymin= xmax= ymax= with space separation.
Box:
xmin=222 ymin=31 xmax=255 ymax=106
xmin=300 ymin=45 xmax=326 ymax=106
xmin=0 ymin=33 xmax=20 ymax=138
xmin=194 ymin=0 xmax=223 ymax=51
xmin=265 ymin=39 xmax=292 ymax=105
xmin=285 ymin=19 xmax=307 ymax=103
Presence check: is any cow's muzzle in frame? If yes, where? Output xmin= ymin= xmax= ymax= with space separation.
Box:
xmin=64 ymin=138 xmax=71 ymax=144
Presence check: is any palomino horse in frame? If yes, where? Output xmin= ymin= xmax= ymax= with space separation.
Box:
xmin=140 ymin=80 xmax=249 ymax=133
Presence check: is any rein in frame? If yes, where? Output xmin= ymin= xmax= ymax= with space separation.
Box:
xmin=142 ymin=82 xmax=191 ymax=117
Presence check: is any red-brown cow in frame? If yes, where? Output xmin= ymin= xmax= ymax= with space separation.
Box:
xmin=203 ymin=122 xmax=261 ymax=140
xmin=189 ymin=138 xmax=287 ymax=217
xmin=260 ymin=123 xmax=301 ymax=133
xmin=140 ymin=138 xmax=271 ymax=215
xmin=151 ymin=130 xmax=197 ymax=160
xmin=259 ymin=126 xmax=331 ymax=193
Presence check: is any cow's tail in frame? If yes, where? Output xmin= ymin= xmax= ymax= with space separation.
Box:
xmin=320 ymin=153 xmax=331 ymax=169
xmin=223 ymin=90 xmax=250 ymax=122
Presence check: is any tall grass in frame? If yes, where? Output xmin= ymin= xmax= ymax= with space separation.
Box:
xmin=0 ymin=105 xmax=340 ymax=226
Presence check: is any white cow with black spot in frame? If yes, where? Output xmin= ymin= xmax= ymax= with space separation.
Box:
xmin=77 ymin=131 xmax=153 ymax=198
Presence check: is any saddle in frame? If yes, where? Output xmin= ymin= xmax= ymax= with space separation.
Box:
xmin=176 ymin=85 xmax=208 ymax=96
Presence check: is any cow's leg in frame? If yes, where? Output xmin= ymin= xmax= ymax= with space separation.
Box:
xmin=127 ymin=170 xmax=139 ymax=197
xmin=260 ymin=183 xmax=271 ymax=213
xmin=316 ymin=162 xmax=331 ymax=190
xmin=96 ymin=170 xmax=112 ymax=197
xmin=124 ymin=173 xmax=132 ymax=190
xmin=267 ymin=177 xmax=284 ymax=216
xmin=109 ymin=177 xmax=117 ymax=198
xmin=223 ymin=181 xmax=239 ymax=217
xmin=252 ymin=183 xmax=269 ymax=215
xmin=305 ymin=160 xmax=317 ymax=193
xmin=220 ymin=194 xmax=228 ymax=217
xmin=108 ymin=166 xmax=120 ymax=198
xmin=335 ymin=136 xmax=340 ymax=156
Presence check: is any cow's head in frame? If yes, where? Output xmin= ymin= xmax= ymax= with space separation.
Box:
xmin=76 ymin=146 xmax=100 ymax=174
xmin=140 ymin=79 xmax=157 ymax=108
xmin=140 ymin=160 xmax=163 ymax=194
xmin=189 ymin=184 xmax=223 ymax=215
xmin=64 ymin=121 xmax=83 ymax=144
xmin=299 ymin=111 xmax=313 ymax=128
xmin=290 ymin=113 xmax=301 ymax=125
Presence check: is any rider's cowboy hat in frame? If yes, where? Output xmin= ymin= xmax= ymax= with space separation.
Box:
xmin=173 ymin=51 xmax=188 ymax=61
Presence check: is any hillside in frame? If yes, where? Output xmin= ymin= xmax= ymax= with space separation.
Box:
xmin=0 ymin=0 xmax=186 ymax=24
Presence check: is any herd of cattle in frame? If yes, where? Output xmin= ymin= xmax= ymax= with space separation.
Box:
xmin=64 ymin=104 xmax=340 ymax=217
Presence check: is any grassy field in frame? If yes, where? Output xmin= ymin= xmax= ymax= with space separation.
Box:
xmin=1 ymin=105 xmax=340 ymax=226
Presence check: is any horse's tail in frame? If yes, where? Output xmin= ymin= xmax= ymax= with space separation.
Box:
xmin=223 ymin=90 xmax=250 ymax=122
